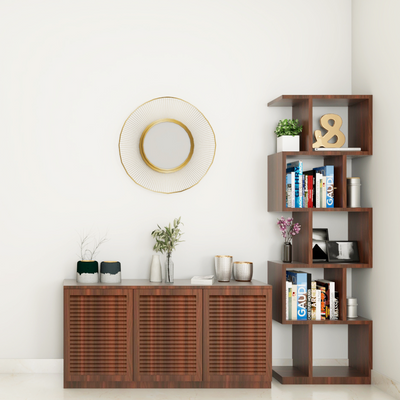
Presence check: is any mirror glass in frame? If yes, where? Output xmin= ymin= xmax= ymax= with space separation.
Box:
xmin=142 ymin=121 xmax=192 ymax=171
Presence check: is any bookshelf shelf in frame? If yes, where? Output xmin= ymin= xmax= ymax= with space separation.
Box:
xmin=267 ymin=94 xmax=373 ymax=385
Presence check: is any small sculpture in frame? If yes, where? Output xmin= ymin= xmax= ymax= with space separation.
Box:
xmin=313 ymin=114 xmax=346 ymax=148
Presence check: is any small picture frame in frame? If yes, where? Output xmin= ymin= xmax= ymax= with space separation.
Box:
xmin=327 ymin=241 xmax=360 ymax=263
xmin=312 ymin=228 xmax=329 ymax=262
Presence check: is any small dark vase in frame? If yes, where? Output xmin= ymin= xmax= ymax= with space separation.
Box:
xmin=283 ymin=243 xmax=292 ymax=263
xmin=77 ymin=260 xmax=99 ymax=283
xmin=100 ymin=261 xmax=121 ymax=283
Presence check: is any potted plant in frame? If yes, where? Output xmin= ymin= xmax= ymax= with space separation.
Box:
xmin=77 ymin=233 xmax=107 ymax=283
xmin=275 ymin=118 xmax=303 ymax=152
xmin=277 ymin=217 xmax=301 ymax=262
xmin=151 ymin=217 xmax=184 ymax=283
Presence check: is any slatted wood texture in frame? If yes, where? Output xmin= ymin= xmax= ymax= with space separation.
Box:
xmin=134 ymin=288 xmax=202 ymax=382
xmin=64 ymin=288 xmax=133 ymax=384
xmin=203 ymin=288 xmax=272 ymax=385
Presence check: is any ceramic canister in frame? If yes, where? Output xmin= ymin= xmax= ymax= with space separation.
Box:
xmin=149 ymin=255 xmax=162 ymax=283
xmin=100 ymin=261 xmax=121 ymax=283
xmin=215 ymin=255 xmax=233 ymax=282
xmin=233 ymin=262 xmax=253 ymax=282
xmin=77 ymin=260 xmax=99 ymax=283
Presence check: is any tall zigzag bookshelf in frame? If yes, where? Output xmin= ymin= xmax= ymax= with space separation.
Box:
xmin=267 ymin=95 xmax=373 ymax=384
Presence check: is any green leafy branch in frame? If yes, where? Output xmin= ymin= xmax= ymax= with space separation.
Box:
xmin=274 ymin=119 xmax=303 ymax=137
xmin=151 ymin=217 xmax=184 ymax=255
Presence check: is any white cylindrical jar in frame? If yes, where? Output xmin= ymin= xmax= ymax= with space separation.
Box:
xmin=347 ymin=297 xmax=358 ymax=318
xmin=347 ymin=177 xmax=361 ymax=208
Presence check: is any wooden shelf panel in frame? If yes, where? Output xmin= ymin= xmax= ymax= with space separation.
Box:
xmin=273 ymin=366 xmax=370 ymax=384
xmin=268 ymin=95 xmax=372 ymax=108
xmin=280 ymin=207 xmax=372 ymax=213
xmin=280 ymin=316 xmax=372 ymax=325
xmin=269 ymin=261 xmax=371 ymax=269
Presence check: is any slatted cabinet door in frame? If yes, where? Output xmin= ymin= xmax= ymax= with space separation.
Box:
xmin=203 ymin=287 xmax=272 ymax=388
xmin=64 ymin=288 xmax=133 ymax=387
xmin=134 ymin=288 xmax=202 ymax=382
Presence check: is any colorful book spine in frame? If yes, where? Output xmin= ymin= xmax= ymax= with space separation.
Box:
xmin=317 ymin=284 xmax=327 ymax=320
xmin=306 ymin=273 xmax=312 ymax=319
xmin=288 ymin=287 xmax=292 ymax=320
xmin=314 ymin=166 xmax=334 ymax=208
xmin=316 ymin=279 xmax=335 ymax=320
xmin=286 ymin=161 xmax=303 ymax=208
xmin=290 ymin=172 xmax=295 ymax=207
xmin=311 ymin=282 xmax=317 ymax=320
xmin=322 ymin=176 xmax=326 ymax=208
xmin=286 ymin=270 xmax=307 ymax=320
xmin=315 ymin=172 xmax=322 ymax=208
xmin=332 ymin=291 xmax=339 ymax=320
xmin=316 ymin=289 xmax=321 ymax=320
xmin=308 ymin=175 xmax=313 ymax=208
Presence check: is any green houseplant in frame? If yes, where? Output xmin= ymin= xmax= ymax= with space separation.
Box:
xmin=275 ymin=119 xmax=303 ymax=152
xmin=151 ymin=217 xmax=184 ymax=283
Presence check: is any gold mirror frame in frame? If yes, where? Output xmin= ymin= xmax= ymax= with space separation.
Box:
xmin=139 ymin=118 xmax=194 ymax=174
xmin=119 ymin=97 xmax=216 ymax=194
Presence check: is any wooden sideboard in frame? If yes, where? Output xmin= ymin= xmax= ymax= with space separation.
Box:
xmin=64 ymin=279 xmax=272 ymax=388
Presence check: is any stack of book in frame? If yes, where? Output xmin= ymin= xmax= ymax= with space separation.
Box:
xmin=285 ymin=270 xmax=339 ymax=321
xmin=286 ymin=161 xmax=334 ymax=208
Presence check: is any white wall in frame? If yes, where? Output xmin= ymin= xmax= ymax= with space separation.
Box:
xmin=0 ymin=0 xmax=352 ymax=359
xmin=352 ymin=0 xmax=400 ymax=382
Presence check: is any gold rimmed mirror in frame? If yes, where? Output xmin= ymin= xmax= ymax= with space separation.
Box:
xmin=139 ymin=118 xmax=194 ymax=174
xmin=119 ymin=97 xmax=216 ymax=194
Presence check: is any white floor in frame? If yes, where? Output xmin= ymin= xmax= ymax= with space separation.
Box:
xmin=0 ymin=374 xmax=395 ymax=400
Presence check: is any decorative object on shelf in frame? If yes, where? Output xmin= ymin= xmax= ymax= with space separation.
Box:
xmin=326 ymin=241 xmax=360 ymax=263
xmin=277 ymin=217 xmax=301 ymax=263
xmin=233 ymin=262 xmax=253 ymax=282
xmin=151 ymin=217 xmax=184 ymax=283
xmin=191 ymin=275 xmax=214 ymax=285
xmin=149 ymin=255 xmax=162 ymax=282
xmin=215 ymin=255 xmax=233 ymax=282
xmin=312 ymin=113 xmax=346 ymax=149
xmin=100 ymin=261 xmax=121 ymax=283
xmin=347 ymin=177 xmax=361 ymax=208
xmin=119 ymin=97 xmax=216 ymax=194
xmin=77 ymin=260 xmax=99 ymax=283
xmin=347 ymin=297 xmax=358 ymax=318
xmin=275 ymin=119 xmax=302 ymax=152
xmin=312 ymin=228 xmax=329 ymax=262
xmin=76 ymin=232 xmax=107 ymax=283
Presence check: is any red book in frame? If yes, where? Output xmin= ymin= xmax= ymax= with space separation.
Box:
xmin=308 ymin=175 xmax=313 ymax=208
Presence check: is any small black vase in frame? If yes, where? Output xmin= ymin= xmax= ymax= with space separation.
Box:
xmin=77 ymin=260 xmax=99 ymax=283
xmin=283 ymin=243 xmax=292 ymax=263
xmin=100 ymin=261 xmax=121 ymax=283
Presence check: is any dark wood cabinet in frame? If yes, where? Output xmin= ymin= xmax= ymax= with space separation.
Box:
xmin=64 ymin=280 xmax=271 ymax=389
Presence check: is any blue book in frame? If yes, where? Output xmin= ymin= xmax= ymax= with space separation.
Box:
xmin=286 ymin=270 xmax=308 ymax=320
xmin=313 ymin=166 xmax=334 ymax=208
xmin=286 ymin=161 xmax=303 ymax=208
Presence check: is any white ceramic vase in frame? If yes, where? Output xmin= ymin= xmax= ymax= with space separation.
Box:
xmin=277 ymin=136 xmax=300 ymax=152
xmin=149 ymin=255 xmax=162 ymax=282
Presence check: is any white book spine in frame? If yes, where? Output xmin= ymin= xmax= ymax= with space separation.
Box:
xmin=329 ymin=282 xmax=336 ymax=320
xmin=291 ymin=284 xmax=297 ymax=320
xmin=286 ymin=281 xmax=292 ymax=320
xmin=315 ymin=173 xmax=321 ymax=208
xmin=298 ymin=175 xmax=303 ymax=208
xmin=316 ymin=289 xmax=321 ymax=320
xmin=291 ymin=172 xmax=295 ymax=208
xmin=322 ymin=176 xmax=327 ymax=208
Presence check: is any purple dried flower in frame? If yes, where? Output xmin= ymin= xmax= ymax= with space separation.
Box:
xmin=276 ymin=217 xmax=301 ymax=244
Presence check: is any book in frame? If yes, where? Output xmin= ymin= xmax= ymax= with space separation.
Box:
xmin=311 ymin=281 xmax=317 ymax=320
xmin=303 ymin=173 xmax=308 ymax=209
xmin=288 ymin=287 xmax=292 ymax=320
xmin=306 ymin=273 xmax=312 ymax=320
xmin=332 ymin=291 xmax=339 ymax=320
xmin=315 ymin=279 xmax=335 ymax=320
xmin=317 ymin=284 xmax=327 ymax=320
xmin=286 ymin=271 xmax=307 ymax=320
xmin=304 ymin=170 xmax=316 ymax=207
xmin=314 ymin=147 xmax=361 ymax=151
xmin=316 ymin=289 xmax=321 ymax=320
xmin=286 ymin=281 xmax=292 ymax=320
xmin=314 ymin=166 xmax=334 ymax=208
xmin=322 ymin=176 xmax=326 ymax=208
xmin=286 ymin=173 xmax=292 ymax=208
xmin=315 ymin=172 xmax=322 ymax=208
xmin=191 ymin=275 xmax=214 ymax=285
xmin=291 ymin=284 xmax=297 ymax=320
xmin=286 ymin=161 xmax=303 ymax=208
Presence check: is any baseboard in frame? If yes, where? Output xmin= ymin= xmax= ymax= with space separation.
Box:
xmin=273 ymin=358 xmax=349 ymax=366
xmin=0 ymin=359 xmax=63 ymax=373
xmin=372 ymin=370 xmax=400 ymax=399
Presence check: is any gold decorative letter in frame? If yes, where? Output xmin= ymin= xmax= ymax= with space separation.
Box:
xmin=312 ymin=114 xmax=346 ymax=148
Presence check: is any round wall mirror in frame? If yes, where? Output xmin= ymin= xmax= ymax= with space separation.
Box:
xmin=119 ymin=97 xmax=216 ymax=194
xmin=139 ymin=119 xmax=194 ymax=173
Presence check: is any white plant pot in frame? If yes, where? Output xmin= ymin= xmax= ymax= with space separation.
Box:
xmin=277 ymin=136 xmax=300 ymax=152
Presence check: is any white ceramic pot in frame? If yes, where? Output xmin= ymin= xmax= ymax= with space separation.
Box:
xmin=277 ymin=136 xmax=300 ymax=152
xmin=149 ymin=255 xmax=162 ymax=282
